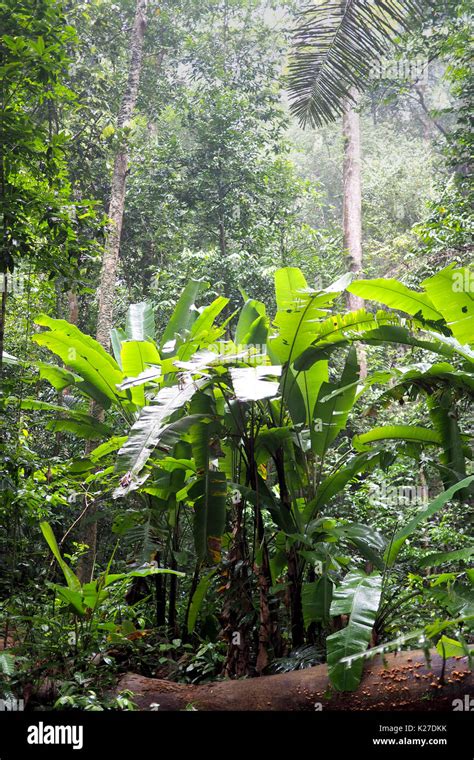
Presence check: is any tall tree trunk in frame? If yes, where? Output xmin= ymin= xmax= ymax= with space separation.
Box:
xmin=77 ymin=0 xmax=148 ymax=583
xmin=0 ymin=273 xmax=6 ymax=370
xmin=96 ymin=0 xmax=148 ymax=350
xmin=342 ymin=92 xmax=367 ymax=378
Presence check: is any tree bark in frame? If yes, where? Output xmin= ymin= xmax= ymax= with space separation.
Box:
xmin=115 ymin=650 xmax=473 ymax=711
xmin=342 ymin=91 xmax=366 ymax=377
xmin=0 ymin=273 xmax=7 ymax=370
xmin=76 ymin=0 xmax=148 ymax=583
xmin=221 ymin=496 xmax=254 ymax=677
xmin=95 ymin=0 xmax=148 ymax=351
xmin=343 ymin=93 xmax=363 ymax=309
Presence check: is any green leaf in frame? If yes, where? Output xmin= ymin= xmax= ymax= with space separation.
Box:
xmin=191 ymin=471 xmax=227 ymax=562
xmin=46 ymin=417 xmax=112 ymax=440
xmin=160 ymin=280 xmax=209 ymax=353
xmin=385 ymin=476 xmax=474 ymax=567
xmin=436 ymin=635 xmax=468 ymax=658
xmin=302 ymin=576 xmax=334 ymax=627
xmin=422 ymin=265 xmax=474 ymax=346
xmin=235 ymin=299 xmax=268 ymax=346
xmin=33 ymin=316 xmax=125 ymax=407
xmin=288 ymin=0 xmax=426 ymax=127
xmin=53 ymin=585 xmax=85 ymax=616
xmin=0 ymin=652 xmax=15 ymax=676
xmin=115 ymin=379 xmax=205 ymax=478
xmin=312 ymin=346 xmax=359 ymax=456
xmin=304 ymin=451 xmax=383 ymax=520
xmin=125 ymin=302 xmax=155 ymax=342
xmin=428 ymin=389 xmax=467 ymax=489
xmin=120 ymin=341 xmax=161 ymax=406
xmin=40 ymin=522 xmax=80 ymax=591
xmin=190 ymin=296 xmax=229 ymax=339
xmin=38 ymin=363 xmax=80 ymax=390
xmin=327 ymin=570 xmax=383 ymax=691
xmin=270 ymin=269 xmax=337 ymax=364
xmin=291 ymin=360 xmax=328 ymax=426
xmin=419 ymin=547 xmax=474 ymax=568
xmin=274 ymin=267 xmax=309 ymax=310
xmin=187 ymin=570 xmax=216 ymax=634
xmin=347 ymin=279 xmax=441 ymax=321
xmin=335 ymin=523 xmax=386 ymax=571
xmin=353 ymin=425 xmax=442 ymax=451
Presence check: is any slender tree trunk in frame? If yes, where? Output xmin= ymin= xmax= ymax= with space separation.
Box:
xmin=0 ymin=273 xmax=6 ymax=370
xmin=154 ymin=551 xmax=167 ymax=629
xmin=96 ymin=0 xmax=148 ymax=350
xmin=343 ymin=92 xmax=367 ymax=378
xmin=77 ymin=0 xmax=148 ymax=583
xmin=168 ymin=523 xmax=179 ymax=637
xmin=343 ymin=92 xmax=363 ymax=308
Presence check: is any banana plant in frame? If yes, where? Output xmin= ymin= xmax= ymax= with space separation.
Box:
xmin=27 ymin=264 xmax=473 ymax=683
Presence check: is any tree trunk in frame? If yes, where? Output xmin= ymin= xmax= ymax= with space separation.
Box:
xmin=342 ymin=91 xmax=367 ymax=378
xmin=221 ymin=496 xmax=254 ymax=677
xmin=287 ymin=545 xmax=304 ymax=648
xmin=76 ymin=0 xmax=148 ymax=583
xmin=115 ymin=649 xmax=473 ymax=711
xmin=0 ymin=273 xmax=7 ymax=369
xmin=95 ymin=0 xmax=148 ymax=351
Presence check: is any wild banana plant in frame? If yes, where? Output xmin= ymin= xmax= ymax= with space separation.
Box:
xmin=24 ymin=263 xmax=473 ymax=689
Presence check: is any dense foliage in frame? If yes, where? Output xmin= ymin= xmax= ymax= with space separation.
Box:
xmin=0 ymin=0 xmax=472 ymax=711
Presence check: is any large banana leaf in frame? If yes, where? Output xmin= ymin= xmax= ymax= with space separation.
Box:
xmin=190 ymin=470 xmax=227 ymax=562
xmin=287 ymin=360 xmax=328 ymax=427
xmin=11 ymin=398 xmax=112 ymax=439
xmin=190 ymin=296 xmax=229 ymax=339
xmin=37 ymin=363 xmax=80 ymax=391
xmin=385 ymin=475 xmax=474 ymax=567
xmin=312 ymin=346 xmax=359 ymax=456
xmin=333 ymin=523 xmax=386 ymax=571
xmin=160 ymin=280 xmax=209 ymax=353
xmin=274 ymin=267 xmax=309 ymax=311
xmin=271 ymin=279 xmax=338 ymax=364
xmin=33 ymin=316 xmax=126 ymax=408
xmin=120 ymin=340 xmax=161 ymax=406
xmin=187 ymin=569 xmax=216 ymax=634
xmin=373 ymin=363 xmax=474 ymax=406
xmin=312 ymin=309 xmax=400 ymax=349
xmin=302 ymin=576 xmax=334 ymax=628
xmin=347 ymin=278 xmax=441 ymax=321
xmin=115 ymin=379 xmax=204 ymax=477
xmin=235 ymin=298 xmax=268 ymax=347
xmin=422 ymin=265 xmax=474 ymax=346
xmin=419 ymin=546 xmax=474 ymax=568
xmin=125 ymin=302 xmax=155 ymax=342
xmin=297 ymin=321 xmax=474 ymax=367
xmin=353 ymin=425 xmax=442 ymax=451
xmin=327 ymin=570 xmax=383 ymax=691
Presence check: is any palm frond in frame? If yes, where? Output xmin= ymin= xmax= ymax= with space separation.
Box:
xmin=287 ymin=0 xmax=428 ymax=127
